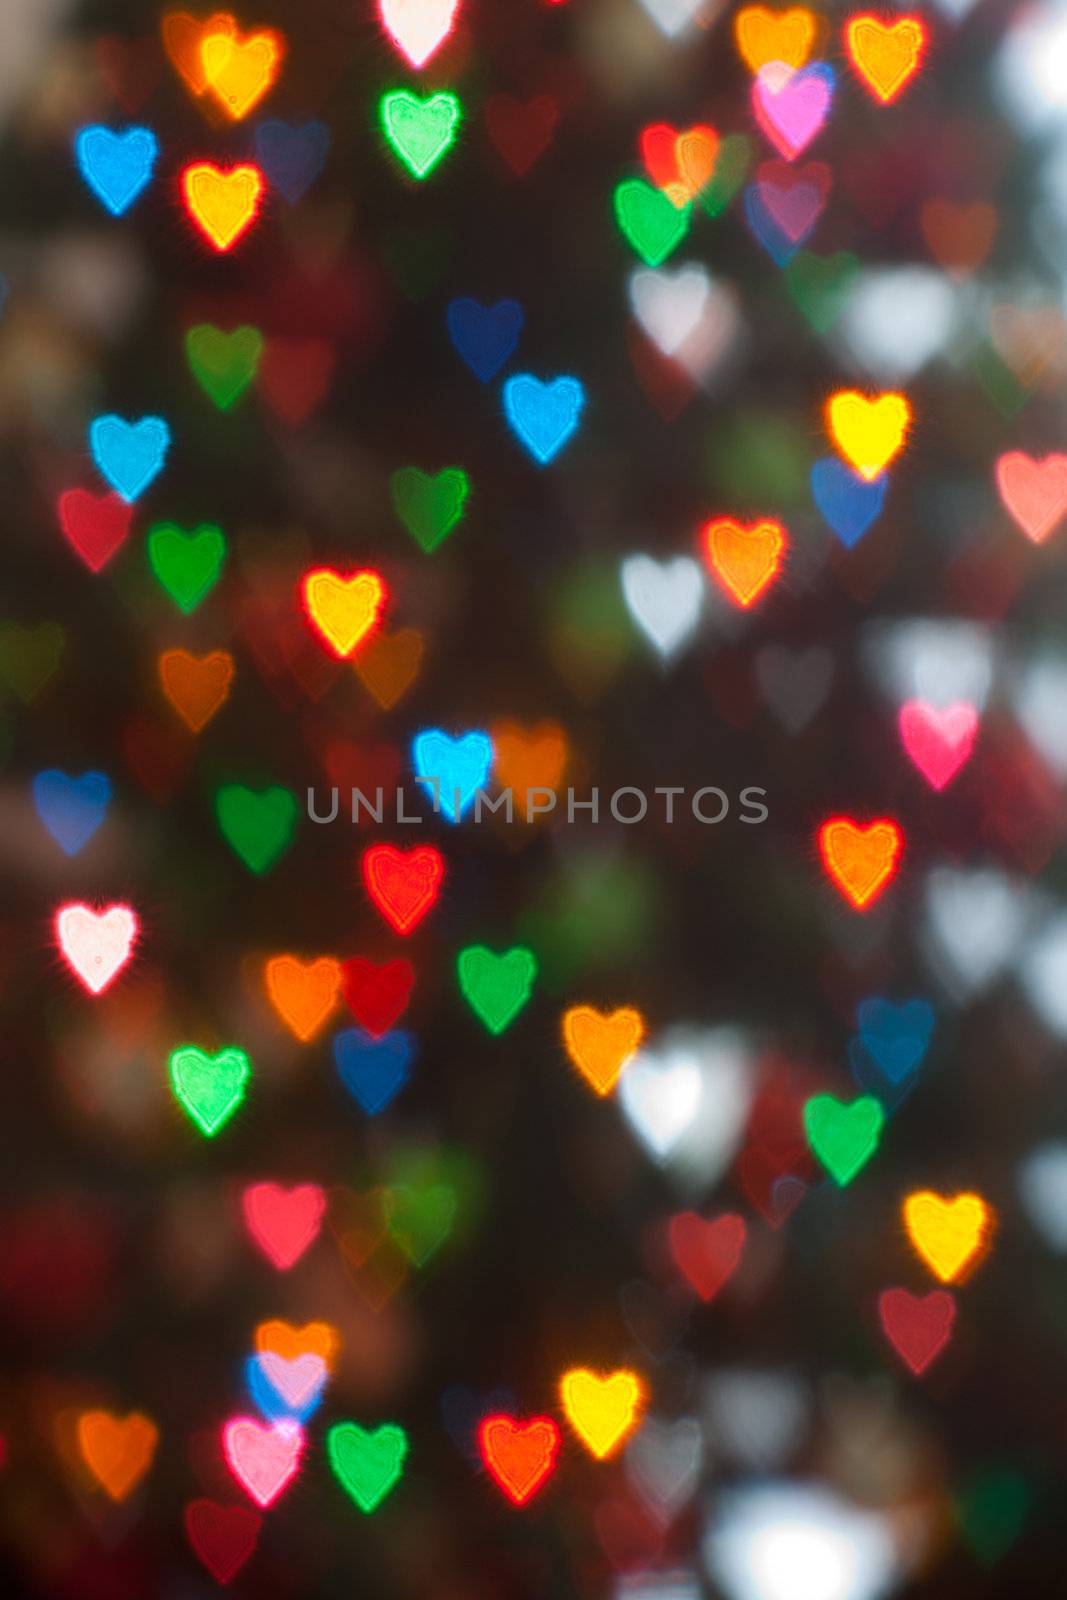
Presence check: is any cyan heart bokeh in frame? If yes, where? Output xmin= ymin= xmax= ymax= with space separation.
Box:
xmin=74 ymin=124 xmax=158 ymax=216
xmin=502 ymin=373 xmax=585 ymax=464
xmin=89 ymin=414 xmax=170 ymax=502
xmin=412 ymin=728 xmax=494 ymax=822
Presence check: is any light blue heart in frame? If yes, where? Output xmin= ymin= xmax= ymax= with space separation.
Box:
xmin=32 ymin=769 xmax=111 ymax=856
xmin=244 ymin=1353 xmax=326 ymax=1424
xmin=333 ymin=1027 xmax=414 ymax=1114
xmin=502 ymin=374 xmax=584 ymax=465
xmin=74 ymin=125 xmax=158 ymax=216
xmin=412 ymin=728 xmax=493 ymax=822
xmin=89 ymin=414 xmax=170 ymax=502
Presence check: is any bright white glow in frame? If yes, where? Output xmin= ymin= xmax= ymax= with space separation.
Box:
xmin=836 ymin=268 xmax=956 ymax=382
xmin=620 ymin=554 xmax=704 ymax=659
xmin=863 ymin=618 xmax=994 ymax=712
xmin=998 ymin=4 xmax=1067 ymax=129
xmin=705 ymin=1483 xmax=898 ymax=1600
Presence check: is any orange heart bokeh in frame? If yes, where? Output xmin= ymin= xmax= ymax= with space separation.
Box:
xmin=562 ymin=1005 xmax=644 ymax=1096
xmin=490 ymin=719 xmax=569 ymax=820
xmin=354 ymin=626 xmax=424 ymax=709
xmin=161 ymin=10 xmax=235 ymax=96
xmin=158 ymin=648 xmax=234 ymax=732
xmin=818 ymin=816 xmax=903 ymax=909
xmin=255 ymin=1318 xmax=340 ymax=1370
xmin=77 ymin=1410 xmax=158 ymax=1502
xmin=735 ymin=5 xmax=816 ymax=72
xmin=703 ymin=517 xmax=786 ymax=607
xmin=264 ymin=955 xmax=342 ymax=1042
xmin=845 ymin=15 xmax=925 ymax=103
xmin=201 ymin=25 xmax=283 ymax=119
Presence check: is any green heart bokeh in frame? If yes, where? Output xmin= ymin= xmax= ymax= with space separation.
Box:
xmin=147 ymin=523 xmax=226 ymax=613
xmin=215 ymin=785 xmax=297 ymax=874
xmin=803 ymin=1093 xmax=884 ymax=1185
xmin=380 ymin=91 xmax=461 ymax=180
xmin=613 ymin=179 xmax=690 ymax=267
xmin=457 ymin=945 xmax=537 ymax=1034
xmin=185 ymin=324 xmax=263 ymax=411
xmin=168 ymin=1044 xmax=250 ymax=1136
xmin=326 ymin=1422 xmax=408 ymax=1513
xmin=391 ymin=466 xmax=470 ymax=552
xmin=784 ymin=251 xmax=860 ymax=335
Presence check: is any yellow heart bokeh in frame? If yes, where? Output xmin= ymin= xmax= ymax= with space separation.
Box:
xmin=903 ymin=1190 xmax=991 ymax=1283
xmin=560 ymin=1368 xmax=643 ymax=1459
xmin=302 ymin=569 xmax=386 ymax=658
xmin=201 ymin=26 xmax=283 ymax=120
xmin=181 ymin=161 xmax=264 ymax=252
xmin=826 ymin=390 xmax=910 ymax=481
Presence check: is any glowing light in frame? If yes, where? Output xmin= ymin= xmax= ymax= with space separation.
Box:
xmin=341 ymin=957 xmax=414 ymax=1038
xmin=827 ymin=390 xmax=910 ymax=479
xmin=327 ymin=1421 xmax=409 ymax=1512
xmin=168 ymin=1043 xmax=250 ymax=1136
xmin=668 ymin=1211 xmax=747 ymax=1299
xmin=457 ymin=945 xmax=537 ymax=1034
xmin=55 ymin=901 xmax=137 ymax=994
xmin=301 ymin=568 xmax=386 ymax=657
xmin=706 ymin=1481 xmax=899 ymax=1600
xmin=161 ymin=10 xmax=236 ymax=97
xmin=159 ymin=648 xmax=234 ymax=732
xmin=412 ymin=728 xmax=493 ymax=821
xmin=878 ymin=1287 xmax=955 ymax=1375
xmin=264 ymin=955 xmax=342 ymax=1041
xmin=77 ymin=1411 xmax=158 ymax=1501
xmin=614 ymin=178 xmax=692 ymax=263
xmin=703 ymin=517 xmax=786 ymax=607
xmin=898 ymin=700 xmax=978 ymax=790
xmin=391 ymin=465 xmax=469 ymax=552
xmin=903 ymin=1190 xmax=992 ymax=1282
xmin=33 ymin=769 xmax=110 ymax=856
xmin=818 ymin=816 xmax=903 ymax=909
xmin=214 ymin=784 xmax=297 ymax=873
xmin=380 ymin=89 xmax=461 ymax=178
xmin=57 ymin=488 xmax=131 ymax=572
xmin=735 ymin=6 xmax=816 ymax=72
xmin=255 ymin=1319 xmax=340 ymax=1369
xmin=502 ymin=373 xmax=585 ymax=464
xmin=379 ymin=0 xmax=458 ymax=68
xmin=803 ymin=1093 xmax=884 ymax=1185
xmin=751 ymin=61 xmax=834 ymax=161
xmin=995 ymin=450 xmax=1067 ymax=542
xmin=362 ymin=844 xmax=445 ymax=933
xmin=640 ymin=122 xmax=719 ymax=202
xmin=181 ymin=161 xmax=264 ymax=251
xmin=222 ymin=1417 xmax=303 ymax=1508
xmin=200 ymin=24 xmax=283 ymax=120
xmin=185 ymin=324 xmax=263 ymax=410
xmin=74 ymin=124 xmax=158 ymax=214
xmin=247 ymin=1352 xmax=327 ymax=1421
xmin=562 ymin=1005 xmax=644 ymax=1095
xmin=89 ymin=414 xmax=169 ymax=502
xmin=241 ymin=1181 xmax=325 ymax=1270
xmin=559 ymin=1368 xmax=643 ymax=1458
xmin=478 ymin=1414 xmax=560 ymax=1506
xmin=845 ymin=15 xmax=925 ymax=104
xmin=147 ymin=522 xmax=226 ymax=612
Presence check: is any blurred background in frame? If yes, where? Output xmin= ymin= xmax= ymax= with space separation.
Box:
xmin=4 ymin=0 xmax=1067 ymax=1595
